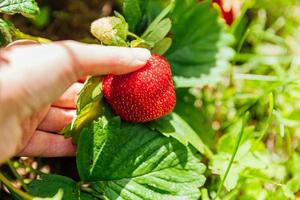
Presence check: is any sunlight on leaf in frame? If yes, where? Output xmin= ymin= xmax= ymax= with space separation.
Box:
xmin=166 ymin=0 xmax=234 ymax=88
xmin=0 ymin=0 xmax=39 ymax=17
xmin=149 ymin=112 xmax=213 ymax=159
xmin=77 ymin=117 xmax=206 ymax=200
xmin=0 ymin=18 xmax=15 ymax=46
xmin=29 ymin=174 xmax=94 ymax=200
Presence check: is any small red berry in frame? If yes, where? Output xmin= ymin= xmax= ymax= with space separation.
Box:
xmin=212 ymin=0 xmax=241 ymax=25
xmin=102 ymin=55 xmax=176 ymax=122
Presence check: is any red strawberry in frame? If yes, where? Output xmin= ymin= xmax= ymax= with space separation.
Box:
xmin=212 ymin=0 xmax=241 ymax=25
xmin=102 ymin=54 xmax=176 ymax=122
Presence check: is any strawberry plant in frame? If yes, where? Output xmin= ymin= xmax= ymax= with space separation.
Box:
xmin=2 ymin=0 xmax=300 ymax=200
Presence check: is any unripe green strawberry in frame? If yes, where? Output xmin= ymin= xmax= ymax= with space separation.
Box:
xmin=102 ymin=55 xmax=176 ymax=122
xmin=90 ymin=15 xmax=128 ymax=45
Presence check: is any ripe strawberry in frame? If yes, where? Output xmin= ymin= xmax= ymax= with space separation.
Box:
xmin=213 ymin=0 xmax=233 ymax=25
xmin=212 ymin=0 xmax=241 ymax=25
xmin=102 ymin=55 xmax=176 ymax=122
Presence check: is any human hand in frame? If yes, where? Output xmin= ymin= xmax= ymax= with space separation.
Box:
xmin=0 ymin=40 xmax=151 ymax=163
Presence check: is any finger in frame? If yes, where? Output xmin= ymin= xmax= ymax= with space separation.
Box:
xmin=52 ymin=82 xmax=83 ymax=108
xmin=38 ymin=107 xmax=76 ymax=132
xmin=2 ymin=40 xmax=151 ymax=77
xmin=17 ymin=131 xmax=76 ymax=157
xmin=21 ymin=105 xmax=50 ymax=146
xmin=0 ymin=40 xmax=39 ymax=66
xmin=58 ymin=41 xmax=151 ymax=76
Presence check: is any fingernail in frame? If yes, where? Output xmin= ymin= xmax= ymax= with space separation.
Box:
xmin=6 ymin=40 xmax=39 ymax=48
xmin=132 ymin=48 xmax=151 ymax=63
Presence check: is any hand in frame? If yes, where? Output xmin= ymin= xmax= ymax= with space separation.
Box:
xmin=0 ymin=40 xmax=150 ymax=163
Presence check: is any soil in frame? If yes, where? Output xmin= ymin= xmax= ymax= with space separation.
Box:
xmin=3 ymin=0 xmax=117 ymax=41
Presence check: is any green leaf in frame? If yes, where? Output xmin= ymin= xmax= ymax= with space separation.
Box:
xmin=0 ymin=18 xmax=16 ymax=46
xmin=28 ymin=174 xmax=94 ymax=200
xmin=144 ymin=0 xmax=168 ymax=24
xmin=61 ymin=76 xmax=103 ymax=142
xmin=77 ymin=117 xmax=206 ymax=200
xmin=6 ymin=188 xmax=25 ymax=200
xmin=149 ymin=112 xmax=213 ymax=159
xmin=174 ymin=89 xmax=215 ymax=147
xmin=143 ymin=18 xmax=172 ymax=44
xmin=130 ymin=37 xmax=152 ymax=48
xmin=287 ymin=176 xmax=300 ymax=193
xmin=33 ymin=189 xmax=63 ymax=200
xmin=166 ymin=0 xmax=234 ymax=88
xmin=289 ymin=153 xmax=300 ymax=177
xmin=113 ymin=11 xmax=130 ymax=41
xmin=151 ymin=37 xmax=172 ymax=55
xmin=76 ymin=76 xmax=102 ymax=112
xmin=210 ymin=147 xmax=249 ymax=191
xmin=141 ymin=0 xmax=175 ymax=39
xmin=69 ymin=100 xmax=104 ymax=143
xmin=0 ymin=0 xmax=39 ymax=18
xmin=30 ymin=6 xmax=50 ymax=28
xmin=123 ymin=0 xmax=142 ymax=31
xmin=76 ymin=116 xmax=110 ymax=180
xmin=131 ymin=0 xmax=168 ymax=34
xmin=210 ymin=138 xmax=286 ymax=191
xmin=281 ymin=185 xmax=295 ymax=199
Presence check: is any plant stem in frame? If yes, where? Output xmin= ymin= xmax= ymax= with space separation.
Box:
xmin=15 ymin=30 xmax=51 ymax=43
xmin=81 ymin=187 xmax=106 ymax=199
xmin=233 ymin=93 xmax=274 ymax=161
xmin=0 ymin=172 xmax=32 ymax=200
xmin=7 ymin=160 xmax=29 ymax=192
xmin=285 ymin=128 xmax=292 ymax=158
xmin=225 ymin=77 xmax=296 ymax=130
xmin=230 ymin=28 xmax=250 ymax=87
xmin=204 ymin=146 xmax=214 ymax=160
xmin=215 ymin=112 xmax=249 ymax=199
xmin=234 ymin=73 xmax=278 ymax=82
xmin=252 ymin=93 xmax=274 ymax=147
xmin=237 ymin=29 xmax=250 ymax=54
xmin=200 ymin=188 xmax=210 ymax=200
xmin=128 ymin=32 xmax=140 ymax=39
xmin=240 ymin=173 xmax=282 ymax=187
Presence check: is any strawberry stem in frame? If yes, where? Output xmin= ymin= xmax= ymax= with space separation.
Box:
xmin=128 ymin=32 xmax=140 ymax=39
xmin=0 ymin=172 xmax=32 ymax=200
xmin=7 ymin=160 xmax=29 ymax=192
xmin=14 ymin=29 xmax=51 ymax=43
